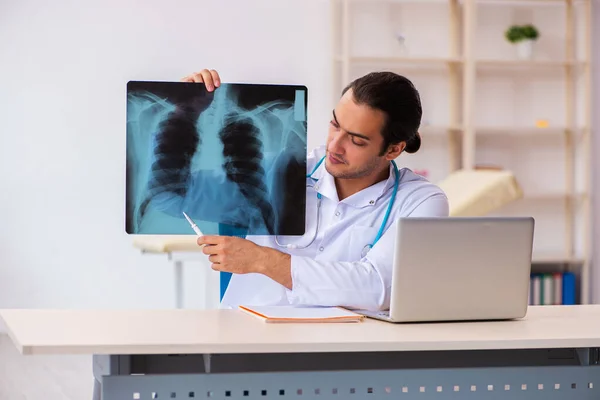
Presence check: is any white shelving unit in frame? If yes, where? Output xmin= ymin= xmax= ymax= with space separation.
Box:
xmin=330 ymin=0 xmax=593 ymax=303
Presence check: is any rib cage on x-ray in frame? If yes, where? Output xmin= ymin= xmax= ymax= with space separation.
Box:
xmin=138 ymin=103 xmax=201 ymax=222
xmin=125 ymin=81 xmax=307 ymax=236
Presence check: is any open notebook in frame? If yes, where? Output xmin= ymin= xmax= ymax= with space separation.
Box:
xmin=238 ymin=305 xmax=365 ymax=323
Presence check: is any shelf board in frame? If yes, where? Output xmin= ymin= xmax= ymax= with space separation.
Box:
xmin=420 ymin=125 xmax=463 ymax=134
xmin=475 ymin=126 xmax=588 ymax=136
xmin=532 ymin=252 xmax=584 ymax=264
xmin=335 ymin=56 xmax=463 ymax=65
xmin=335 ymin=57 xmax=587 ymax=69
xmin=476 ymin=126 xmax=566 ymax=136
xmin=476 ymin=0 xmax=587 ymax=6
xmin=476 ymin=59 xmax=587 ymax=68
xmin=345 ymin=0 xmax=457 ymax=4
xmin=344 ymin=0 xmax=583 ymax=4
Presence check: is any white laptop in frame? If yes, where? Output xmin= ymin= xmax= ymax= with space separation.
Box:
xmin=356 ymin=217 xmax=534 ymax=323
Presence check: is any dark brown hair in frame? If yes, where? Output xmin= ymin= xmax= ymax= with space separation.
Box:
xmin=342 ymin=71 xmax=422 ymax=155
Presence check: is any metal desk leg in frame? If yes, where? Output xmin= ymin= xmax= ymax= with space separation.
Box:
xmin=174 ymin=260 xmax=183 ymax=309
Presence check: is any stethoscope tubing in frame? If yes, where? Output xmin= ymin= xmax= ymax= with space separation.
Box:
xmin=274 ymin=156 xmax=399 ymax=257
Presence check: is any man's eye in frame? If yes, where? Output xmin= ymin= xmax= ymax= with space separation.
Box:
xmin=352 ymin=138 xmax=366 ymax=147
xmin=330 ymin=121 xmax=339 ymax=129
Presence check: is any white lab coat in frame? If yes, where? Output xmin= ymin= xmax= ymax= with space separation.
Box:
xmin=220 ymin=145 xmax=449 ymax=311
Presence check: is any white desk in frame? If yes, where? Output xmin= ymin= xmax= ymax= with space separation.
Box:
xmin=1 ymin=305 xmax=600 ymax=399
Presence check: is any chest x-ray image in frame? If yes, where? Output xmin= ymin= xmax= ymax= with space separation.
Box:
xmin=126 ymin=80 xmax=308 ymax=236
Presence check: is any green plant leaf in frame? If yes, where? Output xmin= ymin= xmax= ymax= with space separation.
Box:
xmin=504 ymin=24 xmax=539 ymax=43
xmin=505 ymin=26 xmax=524 ymax=43
xmin=522 ymin=24 xmax=539 ymax=40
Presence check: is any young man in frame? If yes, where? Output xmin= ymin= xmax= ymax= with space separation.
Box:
xmin=92 ymin=69 xmax=448 ymax=399
xmin=184 ymin=69 xmax=449 ymax=311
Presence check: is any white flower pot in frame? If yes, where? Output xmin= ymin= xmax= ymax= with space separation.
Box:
xmin=516 ymin=39 xmax=534 ymax=60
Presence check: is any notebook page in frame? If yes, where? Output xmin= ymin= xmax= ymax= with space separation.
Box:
xmin=239 ymin=305 xmax=364 ymax=321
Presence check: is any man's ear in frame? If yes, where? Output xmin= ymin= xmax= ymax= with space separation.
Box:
xmin=385 ymin=142 xmax=405 ymax=160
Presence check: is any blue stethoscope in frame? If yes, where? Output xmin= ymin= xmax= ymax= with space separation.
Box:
xmin=274 ymin=155 xmax=400 ymax=258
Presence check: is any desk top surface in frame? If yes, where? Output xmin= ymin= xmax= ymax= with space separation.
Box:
xmin=1 ymin=305 xmax=599 ymax=355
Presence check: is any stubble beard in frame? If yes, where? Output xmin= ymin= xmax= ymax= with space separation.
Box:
xmin=326 ymin=155 xmax=383 ymax=180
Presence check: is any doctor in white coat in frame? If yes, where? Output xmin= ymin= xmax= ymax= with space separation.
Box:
xmin=190 ymin=68 xmax=449 ymax=311
xmin=91 ymin=69 xmax=449 ymax=399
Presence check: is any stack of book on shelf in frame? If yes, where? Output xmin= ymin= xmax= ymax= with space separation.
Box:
xmin=529 ymin=272 xmax=576 ymax=305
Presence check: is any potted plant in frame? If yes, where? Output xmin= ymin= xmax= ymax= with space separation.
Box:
xmin=505 ymin=24 xmax=539 ymax=60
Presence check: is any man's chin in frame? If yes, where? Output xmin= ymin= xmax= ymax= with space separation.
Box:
xmin=325 ymin=163 xmax=353 ymax=179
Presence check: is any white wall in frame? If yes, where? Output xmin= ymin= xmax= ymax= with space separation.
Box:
xmin=0 ymin=0 xmax=332 ymax=317
xmin=0 ymin=0 xmax=598 ymax=332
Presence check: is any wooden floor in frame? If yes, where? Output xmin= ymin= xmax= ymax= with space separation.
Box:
xmin=0 ymin=334 xmax=93 ymax=400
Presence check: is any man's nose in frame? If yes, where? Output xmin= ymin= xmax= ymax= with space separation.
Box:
xmin=327 ymin=132 xmax=345 ymax=155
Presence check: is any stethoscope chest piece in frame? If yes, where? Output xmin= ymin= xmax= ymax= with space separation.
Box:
xmin=360 ymin=244 xmax=372 ymax=259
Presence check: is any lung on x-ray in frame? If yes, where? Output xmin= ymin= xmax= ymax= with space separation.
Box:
xmin=125 ymin=80 xmax=307 ymax=236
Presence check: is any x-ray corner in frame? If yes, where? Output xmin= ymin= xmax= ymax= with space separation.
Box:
xmin=125 ymin=80 xmax=308 ymax=237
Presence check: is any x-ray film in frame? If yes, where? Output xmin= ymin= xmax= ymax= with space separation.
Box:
xmin=126 ymin=81 xmax=308 ymax=236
